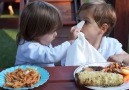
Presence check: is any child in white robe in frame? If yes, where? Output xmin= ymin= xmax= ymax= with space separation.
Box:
xmin=15 ymin=1 xmax=79 ymax=67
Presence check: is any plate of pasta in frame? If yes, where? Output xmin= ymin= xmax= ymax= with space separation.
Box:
xmin=0 ymin=65 xmax=49 ymax=89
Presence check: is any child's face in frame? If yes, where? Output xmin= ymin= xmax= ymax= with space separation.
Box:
xmin=38 ymin=31 xmax=57 ymax=45
xmin=78 ymin=9 xmax=103 ymax=43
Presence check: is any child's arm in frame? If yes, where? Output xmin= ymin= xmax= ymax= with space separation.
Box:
xmin=108 ymin=51 xmax=129 ymax=65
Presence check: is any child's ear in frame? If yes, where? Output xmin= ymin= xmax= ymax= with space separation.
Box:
xmin=100 ymin=23 xmax=109 ymax=34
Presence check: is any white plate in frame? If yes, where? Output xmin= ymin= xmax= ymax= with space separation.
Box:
xmin=0 ymin=65 xmax=49 ymax=90
xmin=74 ymin=62 xmax=129 ymax=90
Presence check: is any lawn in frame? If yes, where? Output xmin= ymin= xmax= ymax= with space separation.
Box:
xmin=0 ymin=29 xmax=18 ymax=68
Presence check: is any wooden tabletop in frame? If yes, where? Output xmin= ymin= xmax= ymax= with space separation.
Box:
xmin=0 ymin=66 xmax=90 ymax=90
xmin=1 ymin=66 xmax=128 ymax=90
xmin=34 ymin=66 xmax=87 ymax=90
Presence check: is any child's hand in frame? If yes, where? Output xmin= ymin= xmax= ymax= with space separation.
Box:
xmin=69 ymin=26 xmax=80 ymax=40
xmin=108 ymin=53 xmax=129 ymax=65
xmin=107 ymin=54 xmax=123 ymax=63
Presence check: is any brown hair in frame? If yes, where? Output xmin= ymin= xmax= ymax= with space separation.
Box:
xmin=77 ymin=1 xmax=116 ymax=36
xmin=17 ymin=1 xmax=62 ymax=45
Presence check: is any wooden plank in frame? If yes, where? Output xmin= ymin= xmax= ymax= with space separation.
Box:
xmin=0 ymin=0 xmax=73 ymax=3
xmin=45 ymin=0 xmax=73 ymax=1
xmin=43 ymin=66 xmax=76 ymax=82
xmin=19 ymin=0 xmax=24 ymax=16
xmin=45 ymin=1 xmax=76 ymax=24
xmin=0 ymin=0 xmax=76 ymax=29
xmin=19 ymin=0 xmax=76 ymax=25
xmin=52 ymin=25 xmax=74 ymax=46
xmin=115 ymin=0 xmax=129 ymax=51
xmin=34 ymin=82 xmax=81 ymax=90
xmin=0 ymin=0 xmax=20 ymax=3
xmin=0 ymin=18 xmax=19 ymax=29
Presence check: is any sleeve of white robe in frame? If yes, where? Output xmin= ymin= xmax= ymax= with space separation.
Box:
xmin=16 ymin=41 xmax=70 ymax=64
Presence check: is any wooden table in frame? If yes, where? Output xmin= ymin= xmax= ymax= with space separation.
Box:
xmin=0 ymin=66 xmax=90 ymax=90
xmin=1 ymin=66 xmax=129 ymax=90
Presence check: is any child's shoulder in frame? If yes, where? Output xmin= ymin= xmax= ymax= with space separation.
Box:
xmin=105 ymin=37 xmax=120 ymax=44
xmin=19 ymin=40 xmax=44 ymax=49
xmin=21 ymin=40 xmax=40 ymax=46
xmin=18 ymin=40 xmax=49 ymax=53
xmin=99 ymin=37 xmax=122 ymax=55
xmin=101 ymin=36 xmax=122 ymax=48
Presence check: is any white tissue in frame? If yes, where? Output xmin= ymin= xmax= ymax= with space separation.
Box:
xmin=65 ymin=32 xmax=106 ymax=66
xmin=76 ymin=21 xmax=85 ymax=30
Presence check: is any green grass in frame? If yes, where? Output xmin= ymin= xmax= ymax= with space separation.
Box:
xmin=0 ymin=15 xmax=18 ymax=18
xmin=0 ymin=29 xmax=18 ymax=68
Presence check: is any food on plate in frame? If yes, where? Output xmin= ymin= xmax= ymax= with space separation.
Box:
xmin=76 ymin=71 xmax=123 ymax=87
xmin=75 ymin=62 xmax=129 ymax=87
xmin=4 ymin=68 xmax=40 ymax=88
xmin=83 ymin=67 xmax=94 ymax=71
xmin=83 ymin=66 xmax=103 ymax=71
xmin=102 ymin=62 xmax=125 ymax=73
xmin=82 ymin=62 xmax=129 ymax=75
xmin=121 ymin=67 xmax=129 ymax=75
xmin=122 ymin=67 xmax=129 ymax=70
xmin=124 ymin=74 xmax=129 ymax=82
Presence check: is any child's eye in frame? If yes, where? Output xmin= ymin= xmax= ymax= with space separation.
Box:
xmin=84 ymin=20 xmax=89 ymax=24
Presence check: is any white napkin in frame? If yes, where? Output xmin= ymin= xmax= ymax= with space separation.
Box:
xmin=76 ymin=20 xmax=85 ymax=30
xmin=65 ymin=32 xmax=106 ymax=66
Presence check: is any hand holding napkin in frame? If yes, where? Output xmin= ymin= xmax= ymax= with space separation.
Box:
xmin=65 ymin=32 xmax=106 ymax=66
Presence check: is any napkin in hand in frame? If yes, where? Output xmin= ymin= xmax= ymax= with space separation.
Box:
xmin=76 ymin=20 xmax=85 ymax=30
xmin=65 ymin=32 xmax=106 ymax=66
